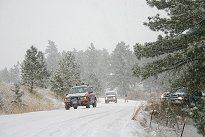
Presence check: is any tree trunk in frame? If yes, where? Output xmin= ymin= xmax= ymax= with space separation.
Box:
xmin=150 ymin=109 xmax=154 ymax=128
xmin=30 ymin=81 xmax=33 ymax=93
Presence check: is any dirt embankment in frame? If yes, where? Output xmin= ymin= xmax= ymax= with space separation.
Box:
xmin=0 ymin=82 xmax=63 ymax=115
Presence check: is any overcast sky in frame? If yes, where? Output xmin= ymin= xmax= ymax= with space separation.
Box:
xmin=0 ymin=0 xmax=161 ymax=70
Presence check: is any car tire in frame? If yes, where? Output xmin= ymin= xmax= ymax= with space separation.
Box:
xmin=86 ymin=104 xmax=90 ymax=108
xmin=86 ymin=98 xmax=90 ymax=108
xmin=65 ymin=106 xmax=70 ymax=110
xmin=74 ymin=106 xmax=78 ymax=109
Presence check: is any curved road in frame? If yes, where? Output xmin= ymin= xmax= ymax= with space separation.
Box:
xmin=0 ymin=99 xmax=147 ymax=137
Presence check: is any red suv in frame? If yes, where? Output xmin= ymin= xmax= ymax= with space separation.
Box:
xmin=64 ymin=85 xmax=97 ymax=110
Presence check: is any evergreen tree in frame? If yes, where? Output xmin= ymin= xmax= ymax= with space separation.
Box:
xmin=50 ymin=72 xmax=64 ymax=96
xmin=74 ymin=46 xmax=111 ymax=93
xmin=0 ymin=68 xmax=10 ymax=83
xmin=76 ymin=43 xmax=103 ymax=85
xmin=86 ymin=73 xmax=103 ymax=96
xmin=84 ymin=43 xmax=99 ymax=76
xmin=36 ymin=51 xmax=50 ymax=87
xmin=45 ymin=40 xmax=61 ymax=73
xmin=11 ymin=84 xmax=24 ymax=104
xmin=21 ymin=46 xmax=49 ymax=92
xmin=94 ymin=49 xmax=111 ymax=90
xmin=111 ymin=42 xmax=137 ymax=95
xmin=133 ymin=0 xmax=205 ymax=135
xmin=74 ymin=50 xmax=87 ymax=81
xmin=50 ymin=51 xmax=81 ymax=96
xmin=9 ymin=62 xmax=21 ymax=84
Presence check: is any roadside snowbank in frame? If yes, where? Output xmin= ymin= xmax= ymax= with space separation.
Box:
xmin=132 ymin=101 xmax=202 ymax=137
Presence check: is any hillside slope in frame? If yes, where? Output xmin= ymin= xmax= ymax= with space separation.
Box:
xmin=0 ymin=82 xmax=63 ymax=115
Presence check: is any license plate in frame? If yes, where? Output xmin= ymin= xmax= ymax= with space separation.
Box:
xmin=72 ymin=99 xmax=77 ymax=104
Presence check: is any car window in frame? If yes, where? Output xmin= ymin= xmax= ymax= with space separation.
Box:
xmin=106 ymin=92 xmax=116 ymax=95
xmin=70 ymin=87 xmax=87 ymax=94
xmin=175 ymin=88 xmax=187 ymax=94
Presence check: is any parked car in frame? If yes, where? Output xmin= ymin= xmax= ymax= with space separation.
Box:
xmin=171 ymin=87 xmax=189 ymax=105
xmin=160 ymin=92 xmax=171 ymax=102
xmin=64 ymin=85 xmax=97 ymax=110
xmin=202 ymin=91 xmax=205 ymax=97
xmin=171 ymin=88 xmax=203 ymax=105
xmin=105 ymin=91 xmax=117 ymax=103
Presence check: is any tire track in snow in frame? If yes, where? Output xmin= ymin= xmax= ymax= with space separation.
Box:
xmin=1 ymin=100 xmax=146 ymax=137
xmin=30 ymin=108 xmax=122 ymax=137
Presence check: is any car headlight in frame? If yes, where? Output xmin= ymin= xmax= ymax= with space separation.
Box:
xmin=161 ymin=95 xmax=164 ymax=98
xmin=83 ymin=96 xmax=87 ymax=100
xmin=178 ymin=97 xmax=183 ymax=100
xmin=64 ymin=98 xmax=70 ymax=102
xmin=113 ymin=97 xmax=116 ymax=99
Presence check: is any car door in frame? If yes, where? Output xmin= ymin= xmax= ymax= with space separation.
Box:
xmin=87 ymin=87 xmax=95 ymax=103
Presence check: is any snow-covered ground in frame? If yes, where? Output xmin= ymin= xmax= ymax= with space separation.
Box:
xmin=0 ymin=99 xmax=148 ymax=137
xmin=134 ymin=103 xmax=202 ymax=137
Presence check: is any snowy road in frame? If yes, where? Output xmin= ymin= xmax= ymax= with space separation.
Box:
xmin=0 ymin=99 xmax=147 ymax=137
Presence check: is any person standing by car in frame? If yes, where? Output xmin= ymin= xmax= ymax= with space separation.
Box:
xmin=125 ymin=93 xmax=128 ymax=103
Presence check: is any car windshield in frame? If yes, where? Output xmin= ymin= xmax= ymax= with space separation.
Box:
xmin=175 ymin=88 xmax=187 ymax=95
xmin=106 ymin=92 xmax=116 ymax=96
xmin=70 ymin=87 xmax=87 ymax=94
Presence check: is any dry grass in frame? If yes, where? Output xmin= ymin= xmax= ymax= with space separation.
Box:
xmin=0 ymin=82 xmax=62 ymax=115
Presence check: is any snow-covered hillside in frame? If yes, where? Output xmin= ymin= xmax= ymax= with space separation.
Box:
xmin=0 ymin=82 xmax=63 ymax=115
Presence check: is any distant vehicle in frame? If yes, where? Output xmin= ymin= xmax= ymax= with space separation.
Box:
xmin=64 ymin=85 xmax=97 ymax=110
xmin=171 ymin=87 xmax=189 ymax=105
xmin=160 ymin=92 xmax=171 ymax=102
xmin=105 ymin=91 xmax=117 ymax=103
xmin=201 ymin=91 xmax=205 ymax=101
xmin=202 ymin=91 xmax=205 ymax=97
xmin=171 ymin=88 xmax=203 ymax=105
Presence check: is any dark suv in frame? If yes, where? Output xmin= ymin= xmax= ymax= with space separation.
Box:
xmin=64 ymin=85 xmax=97 ymax=110
xmin=171 ymin=87 xmax=189 ymax=105
xmin=171 ymin=88 xmax=203 ymax=105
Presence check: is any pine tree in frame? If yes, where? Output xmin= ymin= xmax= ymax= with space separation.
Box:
xmin=11 ymin=84 xmax=24 ymax=104
xmin=86 ymin=73 xmax=103 ymax=96
xmin=50 ymin=51 xmax=81 ymax=96
xmin=84 ymin=43 xmax=99 ymax=76
xmin=36 ymin=51 xmax=50 ymax=88
xmin=9 ymin=62 xmax=21 ymax=84
xmin=21 ymin=46 xmax=49 ymax=92
xmin=133 ymin=0 xmax=205 ymax=135
xmin=0 ymin=68 xmax=10 ymax=83
xmin=111 ymin=42 xmax=137 ymax=95
xmin=94 ymin=49 xmax=111 ymax=90
xmin=50 ymin=72 xmax=64 ymax=96
xmin=45 ymin=40 xmax=61 ymax=73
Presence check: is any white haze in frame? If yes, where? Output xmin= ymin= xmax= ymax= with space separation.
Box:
xmin=0 ymin=0 xmax=160 ymax=69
